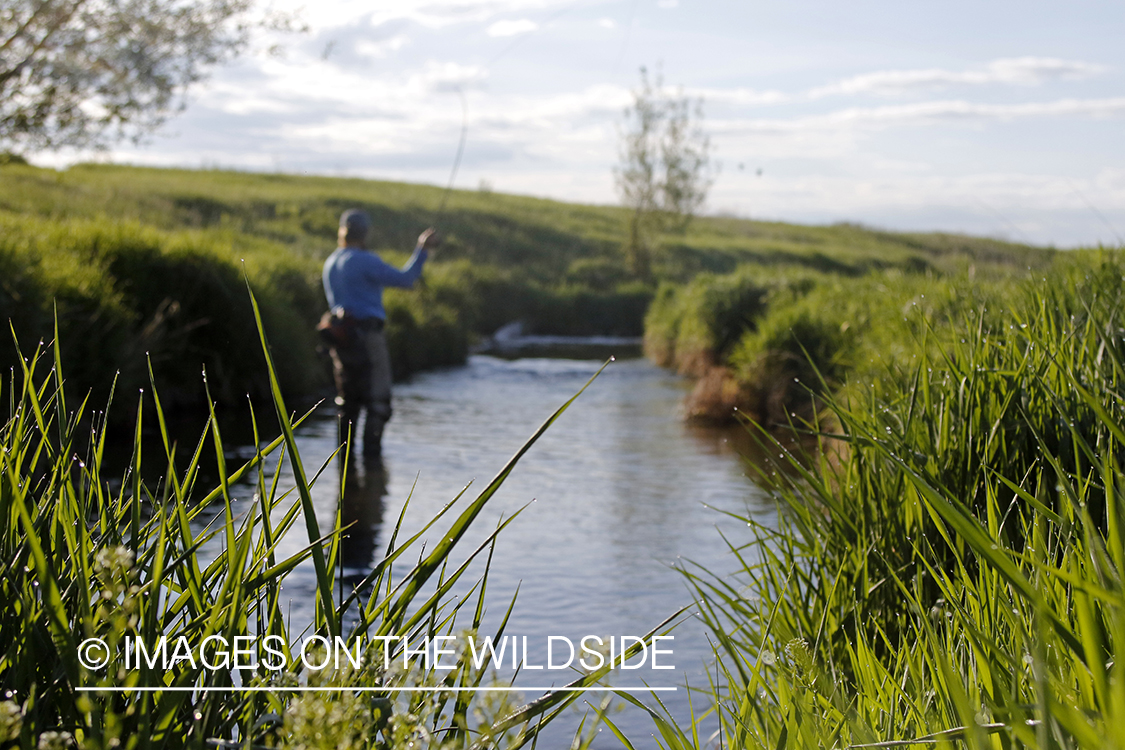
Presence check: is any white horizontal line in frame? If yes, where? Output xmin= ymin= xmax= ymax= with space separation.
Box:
xmin=76 ymin=686 xmax=677 ymax=693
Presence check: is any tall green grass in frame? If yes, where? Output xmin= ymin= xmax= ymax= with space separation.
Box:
xmin=0 ymin=300 xmax=666 ymax=749
xmin=635 ymin=253 xmax=1125 ymax=748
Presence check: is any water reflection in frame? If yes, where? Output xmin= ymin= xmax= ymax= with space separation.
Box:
xmin=684 ymin=421 xmax=761 ymax=460
xmin=685 ymin=419 xmax=823 ymax=482
xmin=339 ymin=457 xmax=388 ymax=572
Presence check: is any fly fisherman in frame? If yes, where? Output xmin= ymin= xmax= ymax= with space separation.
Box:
xmin=321 ymin=209 xmax=440 ymax=462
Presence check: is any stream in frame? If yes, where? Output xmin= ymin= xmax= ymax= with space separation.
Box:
xmin=199 ymin=354 xmax=778 ymax=747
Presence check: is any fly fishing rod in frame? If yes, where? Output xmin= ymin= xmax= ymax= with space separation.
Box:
xmin=434 ymin=87 xmax=469 ymax=223
xmin=431 ymin=2 xmax=580 ymax=225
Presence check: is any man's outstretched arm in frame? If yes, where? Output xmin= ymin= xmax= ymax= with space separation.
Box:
xmin=363 ymin=229 xmax=441 ymax=288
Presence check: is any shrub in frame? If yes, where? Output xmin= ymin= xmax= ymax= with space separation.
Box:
xmin=384 ymin=290 xmax=467 ymax=379
xmin=564 ymin=257 xmax=633 ymax=291
xmin=732 ymin=306 xmax=854 ymax=385
xmin=643 ymin=268 xmax=822 ymax=376
xmin=0 ymin=214 xmax=325 ymax=410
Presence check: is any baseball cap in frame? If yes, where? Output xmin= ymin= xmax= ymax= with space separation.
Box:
xmin=339 ymin=209 xmax=371 ymax=234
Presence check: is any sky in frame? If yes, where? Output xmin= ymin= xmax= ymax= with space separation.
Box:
xmin=42 ymin=0 xmax=1125 ymax=247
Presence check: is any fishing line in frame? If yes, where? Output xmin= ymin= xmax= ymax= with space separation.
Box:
xmin=614 ymin=0 xmax=641 ymax=74
xmin=432 ymin=1 xmax=584 ymax=224
xmin=973 ymin=197 xmax=1033 ymax=246
xmin=435 ymin=86 xmax=468 ymax=221
xmin=1068 ymin=180 xmax=1123 ymax=246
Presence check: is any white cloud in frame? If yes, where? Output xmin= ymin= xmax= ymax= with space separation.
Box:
xmin=260 ymin=0 xmax=567 ymax=34
xmin=810 ymin=57 xmax=1107 ymax=98
xmin=984 ymin=57 xmax=1106 ymax=84
xmin=657 ymin=0 xmax=679 ymax=7
xmin=686 ymin=58 xmax=1108 ymax=110
xmin=187 ymin=53 xmax=488 ymax=127
xmin=284 ymin=118 xmax=426 ymax=156
xmin=194 ymin=80 xmax=300 ymax=115
xmin=597 ymin=17 xmax=616 ymax=28
xmin=475 ymin=84 xmax=631 ymax=130
xmin=690 ymin=87 xmax=792 ymax=106
xmin=409 ymin=61 xmax=489 ymax=92
xmin=717 ymin=97 xmax=1125 ymax=134
xmin=701 ymin=96 xmax=1125 ymax=167
xmin=486 ymin=18 xmax=539 ymax=37
xmin=354 ymin=34 xmax=411 ymax=59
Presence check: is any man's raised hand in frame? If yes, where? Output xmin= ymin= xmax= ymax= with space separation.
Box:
xmin=418 ymin=228 xmax=442 ymax=251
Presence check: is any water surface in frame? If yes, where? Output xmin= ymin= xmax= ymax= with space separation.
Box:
xmin=208 ymin=355 xmax=776 ymax=746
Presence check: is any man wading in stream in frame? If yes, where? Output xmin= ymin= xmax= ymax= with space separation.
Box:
xmin=321 ymin=209 xmax=440 ymax=461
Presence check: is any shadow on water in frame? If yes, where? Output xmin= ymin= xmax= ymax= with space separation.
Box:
xmin=685 ymin=417 xmax=826 ymax=486
xmin=339 ymin=457 xmax=389 ymax=574
xmin=96 ymin=404 xmax=283 ymax=489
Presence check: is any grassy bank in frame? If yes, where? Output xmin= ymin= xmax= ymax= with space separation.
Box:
xmin=1 ymin=161 xmax=1048 ymax=415
xmin=0 ymin=212 xmax=326 ymax=411
xmin=645 ymin=248 xmax=1052 ymax=423
xmin=626 ymin=251 xmax=1125 ymax=748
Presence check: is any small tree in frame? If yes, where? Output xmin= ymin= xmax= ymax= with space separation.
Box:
xmin=0 ymin=0 xmax=294 ymax=151
xmin=614 ymin=66 xmax=713 ymax=279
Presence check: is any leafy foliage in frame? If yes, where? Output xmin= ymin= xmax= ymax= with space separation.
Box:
xmin=0 ymin=0 xmax=267 ymax=150
xmin=615 ymin=67 xmax=714 ymax=278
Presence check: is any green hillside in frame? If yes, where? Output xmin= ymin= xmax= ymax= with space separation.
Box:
xmin=0 ymin=162 xmax=1052 ymax=413
xmin=0 ymin=162 xmax=1050 ymax=277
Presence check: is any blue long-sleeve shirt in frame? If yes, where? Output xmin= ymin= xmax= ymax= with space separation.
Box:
xmin=322 ymin=245 xmax=428 ymax=321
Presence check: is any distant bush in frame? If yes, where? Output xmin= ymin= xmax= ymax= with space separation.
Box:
xmin=644 ymin=272 xmax=764 ymax=375
xmin=668 ymin=265 xmax=1020 ymax=423
xmin=422 ymin=261 xmax=542 ymax=337
xmin=644 ymin=267 xmax=824 ymax=376
xmin=0 ymin=214 xmax=324 ymax=411
xmin=528 ymin=283 xmax=652 ymax=337
xmin=733 ymin=306 xmax=855 ymax=384
xmin=420 ymin=260 xmax=651 ymax=339
xmin=564 ymin=257 xmax=633 ymax=291
xmin=384 ymin=289 xmax=468 ymax=379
